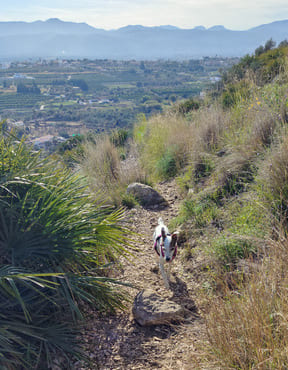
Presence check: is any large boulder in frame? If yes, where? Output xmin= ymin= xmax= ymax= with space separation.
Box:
xmin=126 ymin=183 xmax=168 ymax=208
xmin=132 ymin=289 xmax=185 ymax=326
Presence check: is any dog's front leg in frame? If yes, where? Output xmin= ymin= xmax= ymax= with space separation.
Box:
xmin=166 ymin=262 xmax=171 ymax=282
xmin=159 ymin=258 xmax=170 ymax=290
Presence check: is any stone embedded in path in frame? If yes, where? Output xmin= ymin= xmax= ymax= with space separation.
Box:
xmin=127 ymin=183 xmax=168 ymax=208
xmin=132 ymin=289 xmax=185 ymax=326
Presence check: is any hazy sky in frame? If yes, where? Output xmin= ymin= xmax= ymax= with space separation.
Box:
xmin=1 ymin=0 xmax=288 ymax=30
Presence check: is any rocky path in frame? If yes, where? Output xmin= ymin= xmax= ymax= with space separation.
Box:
xmin=75 ymin=180 xmax=208 ymax=370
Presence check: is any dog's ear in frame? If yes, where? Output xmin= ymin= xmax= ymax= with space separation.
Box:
xmin=172 ymin=232 xmax=179 ymax=240
xmin=171 ymin=232 xmax=178 ymax=247
xmin=161 ymin=227 xmax=166 ymax=238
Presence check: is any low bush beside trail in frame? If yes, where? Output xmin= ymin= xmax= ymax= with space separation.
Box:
xmin=0 ymin=125 xmax=131 ymax=369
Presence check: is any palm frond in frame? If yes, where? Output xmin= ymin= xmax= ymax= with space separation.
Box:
xmin=0 ymin=126 xmax=133 ymax=368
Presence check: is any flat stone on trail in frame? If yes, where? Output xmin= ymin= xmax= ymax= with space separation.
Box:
xmin=127 ymin=183 xmax=168 ymax=208
xmin=132 ymin=289 xmax=185 ymax=326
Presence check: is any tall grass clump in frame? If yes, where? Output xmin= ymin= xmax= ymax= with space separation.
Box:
xmin=257 ymin=132 xmax=288 ymax=223
xmin=212 ymin=149 xmax=257 ymax=197
xmin=205 ymin=232 xmax=288 ymax=368
xmin=134 ymin=113 xmax=191 ymax=180
xmin=81 ymin=134 xmax=121 ymax=192
xmin=0 ymin=126 xmax=131 ymax=369
xmin=80 ymin=134 xmax=148 ymax=206
xmin=135 ymin=106 xmax=229 ymax=182
xmin=207 ymin=88 xmax=282 ymax=199
xmin=193 ymin=105 xmax=228 ymax=152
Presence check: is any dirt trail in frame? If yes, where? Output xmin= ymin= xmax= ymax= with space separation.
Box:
xmin=76 ymin=180 xmax=208 ymax=370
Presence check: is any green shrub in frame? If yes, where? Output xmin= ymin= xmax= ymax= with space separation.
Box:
xmin=176 ymin=165 xmax=195 ymax=193
xmin=121 ymin=193 xmax=138 ymax=208
xmin=207 ymin=195 xmax=269 ymax=267
xmin=156 ymin=149 xmax=178 ymax=179
xmin=110 ymin=128 xmax=130 ymax=147
xmin=221 ymin=170 xmax=251 ymax=196
xmin=0 ymin=127 xmax=131 ymax=369
xmin=228 ymin=197 xmax=270 ymax=238
xmin=175 ymin=155 xmax=216 ymax=193
xmin=211 ymin=235 xmax=256 ymax=266
xmin=214 ymin=151 xmax=257 ymax=198
xmin=221 ymin=90 xmax=236 ymax=108
xmin=133 ymin=114 xmax=147 ymax=146
xmin=221 ymin=82 xmax=251 ymax=109
xmin=194 ymin=155 xmax=215 ymax=182
xmin=176 ymin=192 xmax=220 ymax=228
xmin=177 ymin=98 xmax=200 ymax=114
xmin=134 ymin=113 xmax=191 ymax=181
xmin=221 ymin=44 xmax=288 ymax=88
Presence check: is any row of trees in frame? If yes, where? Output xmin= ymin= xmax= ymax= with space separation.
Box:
xmin=218 ymin=38 xmax=288 ymax=106
xmin=17 ymin=83 xmax=41 ymax=94
xmin=255 ymin=38 xmax=288 ymax=56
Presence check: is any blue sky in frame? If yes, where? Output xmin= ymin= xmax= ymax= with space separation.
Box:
xmin=1 ymin=0 xmax=288 ymax=30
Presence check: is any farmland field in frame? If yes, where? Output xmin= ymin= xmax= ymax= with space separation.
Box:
xmin=0 ymin=57 xmax=238 ymax=137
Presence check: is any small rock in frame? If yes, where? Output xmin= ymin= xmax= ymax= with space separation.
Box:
xmin=127 ymin=183 xmax=168 ymax=208
xmin=132 ymin=289 xmax=185 ymax=326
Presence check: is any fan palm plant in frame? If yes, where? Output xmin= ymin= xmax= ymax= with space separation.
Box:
xmin=0 ymin=124 xmax=131 ymax=369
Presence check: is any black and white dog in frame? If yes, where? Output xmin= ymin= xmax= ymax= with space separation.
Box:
xmin=153 ymin=217 xmax=178 ymax=289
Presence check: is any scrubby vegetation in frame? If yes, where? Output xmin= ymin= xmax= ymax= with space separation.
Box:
xmin=2 ymin=40 xmax=288 ymax=369
xmin=79 ymin=130 xmax=149 ymax=206
xmin=50 ymin=40 xmax=288 ymax=368
xmin=130 ymin=42 xmax=288 ymax=368
xmin=0 ymin=126 xmax=131 ymax=368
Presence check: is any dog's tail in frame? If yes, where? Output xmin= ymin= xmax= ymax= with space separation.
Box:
xmin=158 ymin=217 xmax=164 ymax=225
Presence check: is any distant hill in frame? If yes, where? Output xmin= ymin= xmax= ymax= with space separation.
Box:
xmin=0 ymin=18 xmax=288 ymax=60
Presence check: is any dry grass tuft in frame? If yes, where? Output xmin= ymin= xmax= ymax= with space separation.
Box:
xmin=81 ymin=135 xmax=120 ymax=191
xmin=205 ymin=232 xmax=288 ymax=369
xmin=210 ymin=147 xmax=255 ymax=197
xmin=248 ymin=108 xmax=278 ymax=150
xmin=137 ymin=112 xmax=191 ymax=179
xmin=81 ymin=136 xmax=147 ymax=206
xmin=137 ymin=107 xmax=229 ymax=181
xmin=257 ymin=132 xmax=288 ymax=218
xmin=195 ymin=105 xmax=228 ymax=152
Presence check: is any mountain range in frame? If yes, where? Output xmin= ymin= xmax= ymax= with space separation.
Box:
xmin=0 ymin=18 xmax=288 ymax=60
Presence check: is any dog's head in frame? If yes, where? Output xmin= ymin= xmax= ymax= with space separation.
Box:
xmin=161 ymin=227 xmax=179 ymax=262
